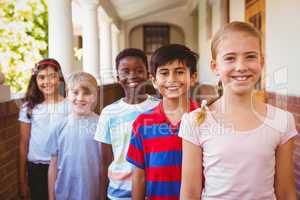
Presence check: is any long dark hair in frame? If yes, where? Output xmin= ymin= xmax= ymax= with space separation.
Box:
xmin=24 ymin=58 xmax=66 ymax=119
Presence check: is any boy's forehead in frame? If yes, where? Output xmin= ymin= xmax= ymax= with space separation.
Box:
xmin=118 ymin=57 xmax=147 ymax=73
xmin=120 ymin=56 xmax=143 ymax=62
xmin=158 ymin=60 xmax=188 ymax=69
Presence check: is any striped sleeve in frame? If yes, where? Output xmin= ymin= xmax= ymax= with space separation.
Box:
xmin=126 ymin=119 xmax=145 ymax=169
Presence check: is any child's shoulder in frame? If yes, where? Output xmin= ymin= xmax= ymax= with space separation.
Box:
xmin=89 ymin=112 xmax=100 ymax=122
xmin=184 ymin=107 xmax=206 ymax=121
xmin=133 ymin=105 xmax=160 ymax=126
xmin=100 ymin=98 xmax=124 ymax=113
xmin=264 ymin=104 xmax=295 ymax=132
xmin=19 ymin=102 xmax=29 ymax=111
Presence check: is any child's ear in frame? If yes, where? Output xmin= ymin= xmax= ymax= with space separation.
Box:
xmin=210 ymin=59 xmax=218 ymax=75
xmin=190 ymin=72 xmax=198 ymax=87
xmin=150 ymin=74 xmax=158 ymax=89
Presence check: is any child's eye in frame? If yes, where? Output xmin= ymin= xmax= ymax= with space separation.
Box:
xmin=159 ymin=71 xmax=168 ymax=76
xmin=48 ymin=73 xmax=57 ymax=79
xmin=37 ymin=75 xmax=45 ymax=80
xmin=246 ymin=54 xmax=258 ymax=60
xmin=224 ymin=56 xmax=235 ymax=62
xmin=136 ymin=68 xmax=145 ymax=74
xmin=176 ymin=70 xmax=185 ymax=75
xmin=120 ymin=69 xmax=129 ymax=75
xmin=72 ymin=91 xmax=78 ymax=95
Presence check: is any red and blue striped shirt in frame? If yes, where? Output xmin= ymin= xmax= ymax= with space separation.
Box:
xmin=126 ymin=100 xmax=198 ymax=200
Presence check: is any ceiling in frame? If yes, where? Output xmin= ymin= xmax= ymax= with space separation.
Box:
xmin=109 ymin=0 xmax=187 ymax=21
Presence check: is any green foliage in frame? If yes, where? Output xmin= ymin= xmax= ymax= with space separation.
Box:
xmin=0 ymin=0 xmax=48 ymax=93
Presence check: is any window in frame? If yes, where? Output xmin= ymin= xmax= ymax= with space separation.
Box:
xmin=143 ymin=25 xmax=170 ymax=55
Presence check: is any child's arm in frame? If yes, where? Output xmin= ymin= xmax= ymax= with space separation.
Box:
xmin=180 ymin=139 xmax=203 ymax=200
xmin=132 ymin=167 xmax=146 ymax=200
xmin=18 ymin=122 xmax=31 ymax=200
xmin=48 ymin=156 xmax=58 ymax=200
xmin=275 ymin=138 xmax=297 ymax=200
xmin=100 ymin=143 xmax=113 ymax=200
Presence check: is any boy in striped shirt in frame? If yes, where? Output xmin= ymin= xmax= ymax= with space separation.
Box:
xmin=126 ymin=44 xmax=199 ymax=200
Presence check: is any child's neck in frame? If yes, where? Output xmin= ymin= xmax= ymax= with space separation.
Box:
xmin=72 ymin=111 xmax=93 ymax=117
xmin=123 ymin=90 xmax=148 ymax=104
xmin=217 ymin=90 xmax=264 ymax=114
xmin=163 ymin=96 xmax=189 ymax=125
xmin=43 ymin=93 xmax=64 ymax=104
xmin=212 ymin=91 xmax=267 ymax=132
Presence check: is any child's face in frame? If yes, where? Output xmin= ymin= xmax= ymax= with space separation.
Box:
xmin=211 ymin=32 xmax=263 ymax=95
xmin=152 ymin=60 xmax=196 ymax=100
xmin=67 ymin=84 xmax=96 ymax=115
xmin=117 ymin=57 xmax=148 ymax=92
xmin=36 ymin=66 xmax=60 ymax=97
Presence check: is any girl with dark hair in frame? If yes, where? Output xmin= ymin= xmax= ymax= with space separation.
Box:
xmin=18 ymin=58 xmax=69 ymax=200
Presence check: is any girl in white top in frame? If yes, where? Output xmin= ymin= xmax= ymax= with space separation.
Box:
xmin=179 ymin=21 xmax=298 ymax=200
xmin=18 ymin=58 xmax=68 ymax=200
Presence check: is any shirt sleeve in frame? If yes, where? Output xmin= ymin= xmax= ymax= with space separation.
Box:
xmin=280 ymin=112 xmax=298 ymax=145
xmin=126 ymin=120 xmax=145 ymax=169
xmin=94 ymin=109 xmax=111 ymax=144
xmin=47 ymin=124 xmax=60 ymax=157
xmin=18 ymin=104 xmax=31 ymax=123
xmin=178 ymin=113 xmax=202 ymax=146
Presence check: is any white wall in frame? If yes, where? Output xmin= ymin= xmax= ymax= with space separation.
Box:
xmin=265 ymin=0 xmax=300 ymax=96
xmin=229 ymin=0 xmax=245 ymax=22
xmin=212 ymin=0 xmax=227 ymax=36
xmin=125 ymin=6 xmax=196 ymax=51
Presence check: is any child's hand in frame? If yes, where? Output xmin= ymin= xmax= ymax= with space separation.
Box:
xmin=19 ymin=181 xmax=30 ymax=200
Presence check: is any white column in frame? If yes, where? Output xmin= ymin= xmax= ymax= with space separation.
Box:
xmin=229 ymin=0 xmax=245 ymax=22
xmin=99 ymin=8 xmax=114 ymax=84
xmin=111 ymin=24 xmax=120 ymax=82
xmin=212 ymin=0 xmax=228 ymax=35
xmin=48 ymin=0 xmax=74 ymax=78
xmin=80 ymin=0 xmax=100 ymax=82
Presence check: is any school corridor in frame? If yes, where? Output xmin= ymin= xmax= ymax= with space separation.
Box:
xmin=0 ymin=0 xmax=299 ymax=199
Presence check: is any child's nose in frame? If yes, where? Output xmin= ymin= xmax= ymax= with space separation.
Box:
xmin=43 ymin=76 xmax=52 ymax=83
xmin=235 ymin=58 xmax=248 ymax=72
xmin=77 ymin=94 xmax=84 ymax=100
xmin=41 ymin=78 xmax=50 ymax=85
xmin=168 ymin=71 xmax=177 ymax=82
xmin=128 ymin=71 xmax=137 ymax=79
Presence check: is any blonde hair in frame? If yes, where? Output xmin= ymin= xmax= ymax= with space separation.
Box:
xmin=197 ymin=21 xmax=262 ymax=125
xmin=67 ymin=72 xmax=98 ymax=97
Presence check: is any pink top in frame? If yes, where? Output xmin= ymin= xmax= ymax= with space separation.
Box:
xmin=179 ymin=104 xmax=298 ymax=200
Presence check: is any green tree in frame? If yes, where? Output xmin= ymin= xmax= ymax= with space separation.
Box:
xmin=0 ymin=0 xmax=48 ymax=93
